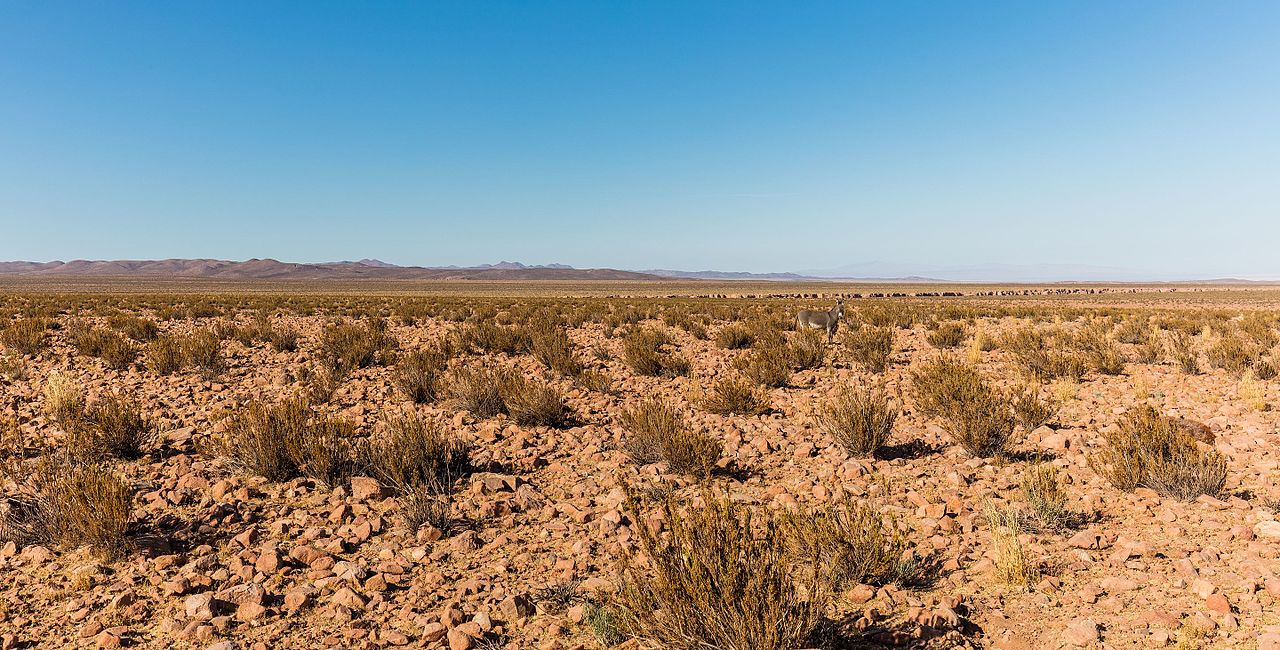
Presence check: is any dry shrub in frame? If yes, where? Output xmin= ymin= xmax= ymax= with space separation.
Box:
xmin=699 ymin=376 xmax=769 ymax=416
xmin=69 ymin=326 xmax=137 ymax=369
xmin=43 ymin=370 xmax=84 ymax=426
xmin=575 ymin=369 xmax=613 ymax=394
xmin=1002 ymin=328 xmax=1087 ymax=381
xmin=205 ymin=397 xmax=310 ymax=481
xmin=294 ymin=416 xmax=358 ymax=486
xmin=361 ymin=413 xmax=471 ymax=492
xmin=1089 ymin=405 xmax=1227 ymax=500
xmin=72 ymin=394 xmax=155 ymax=460
xmin=1 ymin=317 xmax=48 ymax=355
xmin=984 ymin=501 xmax=1035 ymax=587
xmin=911 ymin=357 xmax=1018 ymax=458
xmin=784 ymin=496 xmax=923 ymax=588
xmin=1020 ymin=463 xmax=1080 ymax=530
xmin=1009 ymin=386 xmax=1057 ymax=431
xmin=1115 ymin=318 xmax=1151 ymax=345
xmin=267 ymin=327 xmax=300 ymax=352
xmin=818 ymin=385 xmax=896 ymax=457
xmin=616 ymin=492 xmax=823 ymax=650
xmin=145 ymin=336 xmax=184 ymax=374
xmin=926 ymin=322 xmax=967 ymax=349
xmin=843 ymin=325 xmax=894 ymax=373
xmin=394 ymin=347 xmax=448 ymax=403
xmin=320 ymin=318 xmax=396 ymax=375
xmin=528 ymin=319 xmax=583 ymax=376
xmin=1136 ymin=333 xmax=1163 ymax=364
xmin=786 ymin=329 xmax=826 ymax=370
xmin=623 ymin=329 xmax=689 ymax=377
xmin=715 ymin=324 xmax=755 ymax=350
xmin=181 ymin=329 xmax=223 ymax=373
xmin=458 ymin=321 xmax=530 ymax=356
xmin=107 ymin=314 xmax=159 ymax=341
xmin=2 ymin=457 xmax=133 ymax=560
xmin=396 ymin=482 xmax=453 ymax=533
xmin=1207 ymin=334 xmax=1257 ymax=377
xmin=442 ymin=365 xmax=511 ymax=418
xmin=1240 ymin=370 xmax=1267 ymax=411
xmin=735 ymin=345 xmax=792 ymax=388
xmin=503 ymin=375 xmax=572 ymax=427
xmin=298 ymin=364 xmax=344 ymax=404
xmin=620 ymin=398 xmax=720 ymax=476
xmin=1170 ymin=332 xmax=1200 ymax=374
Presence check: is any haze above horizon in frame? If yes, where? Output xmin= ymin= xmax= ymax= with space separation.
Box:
xmin=2 ymin=2 xmax=1278 ymax=278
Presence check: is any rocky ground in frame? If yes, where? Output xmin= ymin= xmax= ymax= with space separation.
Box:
xmin=0 ymin=296 xmax=1279 ymax=650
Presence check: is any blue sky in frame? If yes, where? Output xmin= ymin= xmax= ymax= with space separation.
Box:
xmin=1 ymin=2 xmax=1278 ymax=276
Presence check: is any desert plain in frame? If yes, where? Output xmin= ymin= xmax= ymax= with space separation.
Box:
xmin=0 ymin=279 xmax=1278 ymax=650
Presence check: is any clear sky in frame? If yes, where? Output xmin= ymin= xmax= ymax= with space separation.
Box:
xmin=1 ymin=2 xmax=1278 ymax=276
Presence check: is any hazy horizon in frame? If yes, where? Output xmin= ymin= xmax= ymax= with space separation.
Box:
xmin=2 ymin=2 xmax=1278 ymax=277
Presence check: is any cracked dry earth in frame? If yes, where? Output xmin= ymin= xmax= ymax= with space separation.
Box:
xmin=1 ymin=296 xmax=1279 ymax=650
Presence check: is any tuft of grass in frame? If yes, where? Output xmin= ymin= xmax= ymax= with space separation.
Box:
xmin=1 ymin=317 xmax=49 ymax=355
xmin=458 ymin=321 xmax=530 ymax=356
xmin=503 ymin=375 xmax=572 ymax=427
xmin=735 ymin=344 xmax=792 ymax=388
xmin=699 ymin=375 xmax=770 ymax=416
xmin=1020 ymin=463 xmax=1079 ymax=530
xmin=1009 ymin=385 xmax=1057 ymax=431
xmin=715 ymin=324 xmax=755 ymax=350
xmin=1239 ymin=370 xmax=1268 ymax=411
xmin=181 ymin=329 xmax=223 ymax=373
xmin=4 ymin=457 xmax=134 ymax=560
xmin=1170 ymin=332 xmax=1200 ymax=375
xmin=616 ymin=492 xmax=823 ymax=650
xmin=71 ymin=394 xmax=155 ymax=461
xmin=818 ymin=385 xmax=897 ymax=457
xmin=360 ymin=412 xmax=472 ymax=493
xmin=319 ymin=318 xmax=396 ymax=376
xmin=623 ymin=328 xmax=689 ymax=377
xmin=43 ymin=370 xmax=84 ymax=427
xmin=583 ymin=602 xmax=626 ymax=647
xmin=442 ymin=365 xmax=511 ymax=418
xmin=1089 ymin=404 xmax=1227 ymax=500
xmin=783 ymin=496 xmax=923 ymax=588
xmin=528 ymin=319 xmax=584 ymax=377
xmin=575 ymin=368 xmax=613 ymax=394
xmin=204 ymin=397 xmax=310 ymax=481
xmin=1207 ymin=334 xmax=1257 ymax=377
xmin=620 ymin=398 xmax=721 ymax=476
xmin=145 ymin=336 xmax=184 ymax=374
xmin=107 ymin=315 xmax=159 ymax=341
xmin=911 ymin=357 xmax=1019 ymax=458
xmin=926 ymin=322 xmax=967 ymax=349
xmin=394 ymin=347 xmax=448 ymax=403
xmin=786 ymin=329 xmax=826 ymax=370
xmin=984 ymin=501 xmax=1036 ymax=587
xmin=842 ymin=325 xmax=894 ymax=374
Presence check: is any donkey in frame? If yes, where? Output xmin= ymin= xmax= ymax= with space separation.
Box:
xmin=796 ymin=298 xmax=844 ymax=344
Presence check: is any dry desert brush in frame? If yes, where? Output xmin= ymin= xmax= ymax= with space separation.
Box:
xmin=1089 ymin=404 xmax=1227 ymax=501
xmin=2 ymin=456 xmax=133 ymax=560
xmin=784 ymin=496 xmax=925 ymax=588
xmin=818 ymin=385 xmax=897 ymax=457
xmin=615 ymin=492 xmax=825 ymax=650
xmin=620 ymin=398 xmax=721 ymax=477
xmin=911 ymin=356 xmax=1019 ymax=458
xmin=842 ymin=325 xmax=894 ymax=373
xmin=699 ymin=375 xmax=770 ymax=416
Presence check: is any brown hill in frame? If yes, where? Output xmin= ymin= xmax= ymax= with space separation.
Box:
xmin=0 ymin=259 xmax=663 ymax=281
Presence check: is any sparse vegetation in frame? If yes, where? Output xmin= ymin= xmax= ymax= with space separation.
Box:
xmin=620 ymin=398 xmax=720 ymax=476
xmin=843 ymin=325 xmax=894 ymax=373
xmin=911 ymin=356 xmax=1019 ymax=457
xmin=1090 ymin=404 xmax=1227 ymax=500
xmin=818 ymin=385 xmax=897 ymax=456
xmin=617 ymin=492 xmax=823 ymax=650
xmin=699 ymin=375 xmax=770 ymax=416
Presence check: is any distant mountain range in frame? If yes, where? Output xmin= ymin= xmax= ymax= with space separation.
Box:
xmin=0 ymin=258 xmax=1268 ymax=283
xmin=0 ymin=259 xmax=658 ymax=281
